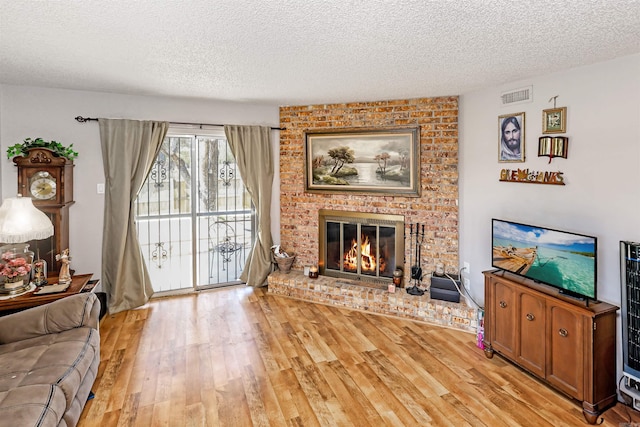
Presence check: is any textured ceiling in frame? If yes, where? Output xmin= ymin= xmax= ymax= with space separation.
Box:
xmin=1 ymin=1 xmax=639 ymax=106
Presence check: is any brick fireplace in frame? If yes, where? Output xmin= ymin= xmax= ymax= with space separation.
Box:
xmin=271 ymin=96 xmax=472 ymax=331
xmin=278 ymin=96 xmax=459 ymax=279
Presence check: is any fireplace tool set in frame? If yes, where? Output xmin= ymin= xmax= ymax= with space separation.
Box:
xmin=407 ymin=223 xmax=426 ymax=296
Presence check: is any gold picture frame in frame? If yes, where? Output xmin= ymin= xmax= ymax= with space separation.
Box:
xmin=542 ymin=107 xmax=567 ymax=134
xmin=304 ymin=127 xmax=420 ymax=197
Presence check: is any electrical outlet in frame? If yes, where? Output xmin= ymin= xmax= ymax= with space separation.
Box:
xmin=463 ymin=262 xmax=470 ymax=275
xmin=464 ymin=278 xmax=471 ymax=290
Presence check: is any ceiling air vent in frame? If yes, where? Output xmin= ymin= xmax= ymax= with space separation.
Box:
xmin=501 ymin=86 xmax=533 ymax=105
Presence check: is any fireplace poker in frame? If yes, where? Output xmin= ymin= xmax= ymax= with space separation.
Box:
xmin=409 ymin=223 xmax=414 ymax=278
xmin=408 ymin=223 xmax=425 ymax=296
xmin=411 ymin=223 xmax=423 ymax=281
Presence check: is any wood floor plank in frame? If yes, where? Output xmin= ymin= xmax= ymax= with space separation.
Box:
xmin=252 ymin=318 xmax=291 ymax=372
xmin=132 ymin=404 xmax=154 ymax=427
xmin=150 ymin=400 xmax=172 ymax=427
xmin=199 ymin=386 xmax=220 ymax=427
xmin=279 ymin=367 xmax=321 ymax=427
xmin=266 ymin=367 xmax=301 ymax=422
xmin=279 ymin=321 xmax=317 ymax=367
xmin=186 ymin=344 xmax=203 ymax=405
xmin=314 ymin=365 xmax=362 ymax=423
xmin=115 ymin=392 xmax=141 ymax=427
xmin=99 ymin=409 xmax=121 ymax=427
xmin=83 ymin=347 xmax=125 ymax=419
xmin=441 ymin=392 xmax=490 ymax=427
xmin=312 ymin=308 xmax=367 ymax=367
xmin=356 ymin=360 xmax=421 ymax=425
xmin=240 ymin=365 xmax=272 ymax=427
xmin=466 ymin=366 xmax=556 ymax=427
xmin=360 ymin=349 xmax=452 ymax=426
xmin=350 ymin=313 xmax=454 ymax=401
xmin=79 ymin=286 xmax=640 ymax=426
xmin=184 ymin=402 xmax=206 ymax=427
xmin=215 ymin=377 xmax=253 ymax=427
xmin=289 ymin=357 xmax=337 ymax=426
xmin=247 ymin=364 xmax=289 ymax=426
xmin=319 ymin=360 xmax=385 ymax=426
xmin=138 ymin=348 xmax=161 ymax=407
xmin=153 ymin=345 xmax=176 ymax=403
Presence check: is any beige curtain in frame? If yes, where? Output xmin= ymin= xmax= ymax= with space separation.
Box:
xmin=99 ymin=119 xmax=169 ymax=314
xmin=224 ymin=125 xmax=274 ymax=287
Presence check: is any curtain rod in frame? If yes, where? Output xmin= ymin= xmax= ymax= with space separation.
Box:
xmin=74 ymin=116 xmax=284 ymax=131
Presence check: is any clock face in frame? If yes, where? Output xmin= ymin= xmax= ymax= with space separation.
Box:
xmin=29 ymin=171 xmax=57 ymax=200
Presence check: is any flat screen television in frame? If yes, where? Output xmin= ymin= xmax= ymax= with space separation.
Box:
xmin=492 ymin=219 xmax=597 ymax=300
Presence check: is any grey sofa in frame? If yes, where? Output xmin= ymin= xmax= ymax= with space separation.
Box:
xmin=0 ymin=292 xmax=100 ymax=426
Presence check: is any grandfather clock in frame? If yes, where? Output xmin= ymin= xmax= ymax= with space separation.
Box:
xmin=13 ymin=148 xmax=74 ymax=274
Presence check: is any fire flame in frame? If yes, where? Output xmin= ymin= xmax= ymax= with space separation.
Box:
xmin=343 ymin=234 xmax=385 ymax=273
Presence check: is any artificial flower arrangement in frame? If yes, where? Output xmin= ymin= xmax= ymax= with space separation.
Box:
xmin=0 ymin=251 xmax=31 ymax=282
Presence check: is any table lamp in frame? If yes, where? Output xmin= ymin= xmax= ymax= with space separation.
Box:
xmin=0 ymin=195 xmax=54 ymax=289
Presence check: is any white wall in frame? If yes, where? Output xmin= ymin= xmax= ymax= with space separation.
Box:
xmin=0 ymin=85 xmax=280 ymax=281
xmin=460 ymin=53 xmax=640 ymax=383
xmin=460 ymin=52 xmax=640 ymax=305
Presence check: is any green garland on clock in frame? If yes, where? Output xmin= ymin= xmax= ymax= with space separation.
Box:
xmin=6 ymin=137 xmax=78 ymax=161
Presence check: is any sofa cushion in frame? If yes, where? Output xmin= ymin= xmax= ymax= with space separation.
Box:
xmin=0 ymin=384 xmax=67 ymax=427
xmin=0 ymin=327 xmax=99 ymax=425
xmin=0 ymin=293 xmax=99 ymax=345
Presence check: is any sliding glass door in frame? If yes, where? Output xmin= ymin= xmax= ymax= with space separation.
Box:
xmin=134 ymin=129 xmax=254 ymax=293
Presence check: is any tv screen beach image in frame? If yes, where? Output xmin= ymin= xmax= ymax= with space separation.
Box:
xmin=492 ymin=219 xmax=596 ymax=299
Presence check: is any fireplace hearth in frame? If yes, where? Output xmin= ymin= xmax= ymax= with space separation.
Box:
xmin=319 ymin=210 xmax=404 ymax=285
xmin=267 ymin=271 xmax=478 ymax=333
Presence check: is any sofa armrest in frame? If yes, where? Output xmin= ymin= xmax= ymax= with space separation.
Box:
xmin=0 ymin=292 xmax=100 ymax=344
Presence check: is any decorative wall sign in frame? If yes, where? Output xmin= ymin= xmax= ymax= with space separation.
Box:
xmin=538 ymin=136 xmax=568 ymax=163
xmin=304 ymin=127 xmax=420 ymax=196
xmin=498 ymin=112 xmax=525 ymax=163
xmin=500 ymin=168 xmax=565 ymax=185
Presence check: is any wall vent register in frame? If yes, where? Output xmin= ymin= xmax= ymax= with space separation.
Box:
xmin=500 ymin=85 xmax=533 ymax=105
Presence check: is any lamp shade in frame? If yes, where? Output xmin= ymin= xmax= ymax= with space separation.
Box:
xmin=0 ymin=196 xmax=54 ymax=243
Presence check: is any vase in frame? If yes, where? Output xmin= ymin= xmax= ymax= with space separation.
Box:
xmin=0 ymin=243 xmax=34 ymax=263
xmin=3 ymin=274 xmax=28 ymax=290
xmin=0 ymin=244 xmax=34 ymax=284
xmin=0 ymin=275 xmax=30 ymax=295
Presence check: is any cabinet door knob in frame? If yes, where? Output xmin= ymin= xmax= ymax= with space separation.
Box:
xmin=558 ymin=328 xmax=568 ymax=337
xmin=499 ymin=301 xmax=507 ymax=308
xmin=526 ymin=313 xmax=535 ymax=321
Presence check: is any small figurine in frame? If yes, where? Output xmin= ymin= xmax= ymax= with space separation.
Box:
xmin=56 ymin=249 xmax=72 ymax=285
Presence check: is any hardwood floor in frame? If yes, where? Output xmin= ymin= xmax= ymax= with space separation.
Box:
xmin=79 ymin=285 xmax=640 ymax=426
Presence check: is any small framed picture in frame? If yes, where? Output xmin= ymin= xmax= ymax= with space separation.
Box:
xmin=542 ymin=107 xmax=567 ymax=134
xmin=498 ymin=112 xmax=525 ymax=163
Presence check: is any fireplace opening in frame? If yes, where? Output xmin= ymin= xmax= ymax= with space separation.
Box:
xmin=319 ymin=210 xmax=404 ymax=285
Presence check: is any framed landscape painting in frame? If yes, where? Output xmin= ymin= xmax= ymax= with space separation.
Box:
xmin=304 ymin=127 xmax=420 ymax=196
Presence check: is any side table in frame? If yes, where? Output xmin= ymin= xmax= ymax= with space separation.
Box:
xmin=0 ymin=273 xmax=94 ymax=315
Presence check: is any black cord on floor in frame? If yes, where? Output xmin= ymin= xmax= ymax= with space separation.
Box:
xmin=616 ymin=375 xmax=640 ymax=425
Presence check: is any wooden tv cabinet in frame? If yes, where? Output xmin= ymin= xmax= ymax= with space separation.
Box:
xmin=483 ymin=270 xmax=619 ymax=424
